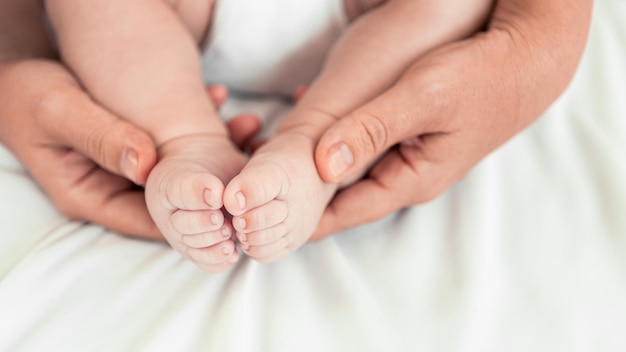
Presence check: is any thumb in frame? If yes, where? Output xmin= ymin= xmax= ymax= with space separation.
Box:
xmin=315 ymin=79 xmax=435 ymax=184
xmin=47 ymin=88 xmax=157 ymax=185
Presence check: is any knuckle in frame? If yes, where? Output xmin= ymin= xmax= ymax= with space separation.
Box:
xmin=35 ymin=87 xmax=72 ymax=123
xmin=54 ymin=196 xmax=83 ymax=220
xmin=355 ymin=112 xmax=389 ymax=156
xmin=82 ymin=122 xmax=114 ymax=166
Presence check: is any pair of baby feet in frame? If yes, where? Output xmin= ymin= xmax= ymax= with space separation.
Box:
xmin=145 ymin=128 xmax=336 ymax=272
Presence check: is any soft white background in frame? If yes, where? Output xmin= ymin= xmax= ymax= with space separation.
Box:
xmin=1 ymin=0 xmax=625 ymax=350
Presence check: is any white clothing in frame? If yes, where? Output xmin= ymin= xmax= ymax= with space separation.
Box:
xmin=201 ymin=0 xmax=348 ymax=96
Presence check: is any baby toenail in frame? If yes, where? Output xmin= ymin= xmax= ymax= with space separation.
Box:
xmin=210 ymin=213 xmax=220 ymax=225
xmin=222 ymin=227 xmax=231 ymax=238
xmin=238 ymin=218 xmax=247 ymax=230
xmin=239 ymin=233 xmax=247 ymax=242
xmin=235 ymin=192 xmax=246 ymax=210
xmin=204 ymin=189 xmax=214 ymax=208
xmin=241 ymin=242 xmax=250 ymax=250
xmin=221 ymin=246 xmax=232 ymax=255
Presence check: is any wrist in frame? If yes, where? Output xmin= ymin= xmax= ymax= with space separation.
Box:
xmin=489 ymin=0 xmax=593 ymax=75
xmin=480 ymin=0 xmax=593 ymax=122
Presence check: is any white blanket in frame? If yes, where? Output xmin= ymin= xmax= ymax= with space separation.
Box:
xmin=1 ymin=0 xmax=625 ymax=350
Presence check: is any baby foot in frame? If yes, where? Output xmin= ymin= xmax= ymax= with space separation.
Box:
xmin=223 ymin=132 xmax=336 ymax=263
xmin=145 ymin=134 xmax=247 ymax=272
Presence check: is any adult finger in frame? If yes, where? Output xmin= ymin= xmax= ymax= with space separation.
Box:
xmin=39 ymin=82 xmax=231 ymax=186
xmin=314 ymin=74 xmax=444 ymax=184
xmin=293 ymin=85 xmax=307 ymax=101
xmin=30 ymin=147 xmax=162 ymax=240
xmin=42 ymin=82 xmax=241 ymax=185
xmin=91 ymin=186 xmax=162 ymax=240
xmin=206 ymin=84 xmax=229 ymax=108
xmin=35 ymin=77 xmax=157 ymax=185
xmin=310 ymin=137 xmax=462 ymax=240
xmin=226 ymin=113 xmax=261 ymax=150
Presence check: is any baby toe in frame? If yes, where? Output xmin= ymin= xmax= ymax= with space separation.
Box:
xmin=232 ymin=200 xmax=288 ymax=233
xmin=182 ymin=227 xmax=231 ymax=249
xmin=243 ymin=232 xmax=296 ymax=263
xmin=169 ymin=209 xmax=224 ymax=235
xmin=224 ymin=164 xmax=288 ymax=216
xmin=164 ymin=172 xmax=224 ymax=211
xmin=187 ymin=240 xmax=238 ymax=266
xmin=239 ymin=223 xmax=289 ymax=246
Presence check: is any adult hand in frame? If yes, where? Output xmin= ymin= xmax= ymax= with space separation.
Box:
xmin=311 ymin=0 xmax=594 ymax=240
xmin=0 ymin=58 xmax=260 ymax=240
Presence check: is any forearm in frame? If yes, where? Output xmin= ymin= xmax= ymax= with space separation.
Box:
xmin=487 ymin=0 xmax=593 ymax=116
xmin=0 ymin=0 xmax=55 ymax=61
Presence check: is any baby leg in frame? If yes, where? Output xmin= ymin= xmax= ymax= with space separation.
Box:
xmin=45 ymin=0 xmax=244 ymax=271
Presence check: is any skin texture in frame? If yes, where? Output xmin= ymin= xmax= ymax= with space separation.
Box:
xmin=310 ymin=0 xmax=594 ymax=240
xmin=44 ymin=0 xmax=254 ymax=271
xmin=1 ymin=0 xmax=594 ymax=246
xmin=41 ymin=0 xmax=490 ymax=268
xmin=220 ymin=0 xmax=491 ymax=263
xmin=0 ymin=58 xmax=258 ymax=241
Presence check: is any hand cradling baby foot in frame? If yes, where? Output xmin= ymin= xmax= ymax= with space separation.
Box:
xmin=223 ymin=114 xmax=338 ymax=264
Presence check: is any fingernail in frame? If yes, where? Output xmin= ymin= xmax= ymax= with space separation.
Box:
xmin=222 ymin=246 xmax=232 ymax=255
xmin=328 ymin=143 xmax=354 ymax=178
xmin=239 ymin=232 xmax=247 ymax=242
xmin=222 ymin=227 xmax=231 ymax=238
xmin=121 ymin=149 xmax=138 ymax=181
xmin=235 ymin=192 xmax=246 ymax=210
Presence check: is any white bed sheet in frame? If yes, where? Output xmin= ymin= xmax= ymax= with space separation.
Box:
xmin=1 ymin=0 xmax=625 ymax=351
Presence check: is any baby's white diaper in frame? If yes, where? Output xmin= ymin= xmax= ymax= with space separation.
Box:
xmin=201 ymin=0 xmax=347 ymax=96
